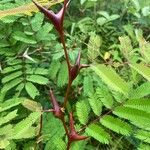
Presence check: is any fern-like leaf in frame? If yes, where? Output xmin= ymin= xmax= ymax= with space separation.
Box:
xmin=100 ymin=115 xmax=132 ymax=136
xmin=0 ymin=98 xmax=24 ymax=112
xmin=91 ymin=64 xmax=129 ymax=97
xmin=113 ymin=106 xmax=150 ymax=130
xmin=88 ymin=93 xmax=103 ymax=116
xmin=96 ymin=87 xmax=114 ymax=108
xmin=57 ymin=61 xmax=68 ymax=87
xmin=76 ymin=100 xmax=90 ymax=125
xmin=129 ymin=82 xmax=150 ymax=99
xmin=9 ymin=112 xmax=41 ymax=139
xmin=129 ymin=63 xmax=150 ymax=81
xmin=135 ymin=130 xmax=150 ymax=144
xmin=0 ymin=110 xmax=18 ymax=126
xmin=124 ymin=99 xmax=150 ymax=113
xmin=86 ymin=124 xmax=111 ymax=144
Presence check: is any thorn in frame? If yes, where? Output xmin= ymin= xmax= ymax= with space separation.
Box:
xmin=23 ymin=48 xmax=36 ymax=62
xmin=32 ymin=0 xmax=70 ymax=36
xmin=69 ymin=112 xmax=88 ymax=142
xmin=49 ymin=90 xmax=63 ymax=119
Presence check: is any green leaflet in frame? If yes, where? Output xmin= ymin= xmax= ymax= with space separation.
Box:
xmin=0 ymin=110 xmax=18 ymax=126
xmin=45 ymin=138 xmax=66 ymax=150
xmin=25 ymin=82 xmax=40 ymax=99
xmin=138 ymin=143 xmax=150 ymax=150
xmin=9 ymin=112 xmax=41 ymax=139
xmin=1 ymin=77 xmax=23 ymax=93
xmin=31 ymin=12 xmax=44 ymax=32
xmin=96 ymin=87 xmax=114 ymax=108
xmin=135 ymin=130 xmax=150 ymax=144
xmin=129 ymin=82 xmax=150 ymax=99
xmin=49 ymin=60 xmax=61 ymax=80
xmin=1 ymin=65 xmax=22 ymax=74
xmin=87 ymin=33 xmax=102 ymax=61
xmin=129 ymin=63 xmax=150 ymax=81
xmin=0 ymin=98 xmax=24 ymax=112
xmin=22 ymin=99 xmax=42 ymax=112
xmin=119 ymin=36 xmax=133 ymax=61
xmin=26 ymin=67 xmax=49 ymax=75
xmin=12 ymin=31 xmax=37 ymax=44
xmin=88 ymin=93 xmax=103 ymax=116
xmin=2 ymin=71 xmax=22 ymax=83
xmin=86 ymin=124 xmax=111 ymax=144
xmin=26 ymin=75 xmax=49 ymax=85
xmin=83 ymin=75 xmax=94 ymax=96
xmin=91 ymin=64 xmax=129 ymax=97
xmin=124 ymin=99 xmax=150 ymax=113
xmin=0 ymin=124 xmax=13 ymax=136
xmin=57 ymin=61 xmax=68 ymax=87
xmin=76 ymin=100 xmax=90 ymax=125
xmin=71 ymin=141 xmax=87 ymax=150
xmin=0 ymin=139 xmax=10 ymax=149
xmin=113 ymin=106 xmax=150 ymax=129
xmin=100 ymin=115 xmax=132 ymax=136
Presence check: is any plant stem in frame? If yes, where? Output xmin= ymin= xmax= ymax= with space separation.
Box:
xmin=66 ymin=140 xmax=71 ymax=150
xmin=61 ymin=116 xmax=69 ymax=137
xmin=60 ymin=31 xmax=71 ymax=72
xmin=63 ymin=78 xmax=72 ymax=108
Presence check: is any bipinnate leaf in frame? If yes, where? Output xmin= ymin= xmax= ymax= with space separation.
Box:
xmin=91 ymin=64 xmax=129 ymax=97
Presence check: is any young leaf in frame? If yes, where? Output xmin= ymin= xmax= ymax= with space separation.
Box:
xmin=91 ymin=64 xmax=129 ymax=97
xmin=25 ymin=82 xmax=40 ymax=99
xmin=22 ymin=99 xmax=42 ymax=112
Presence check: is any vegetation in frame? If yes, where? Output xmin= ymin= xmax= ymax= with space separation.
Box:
xmin=0 ymin=0 xmax=150 ymax=149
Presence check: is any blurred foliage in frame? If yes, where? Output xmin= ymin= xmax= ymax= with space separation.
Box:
xmin=0 ymin=0 xmax=150 ymax=149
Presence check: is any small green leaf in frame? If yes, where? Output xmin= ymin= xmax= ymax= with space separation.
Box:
xmin=91 ymin=64 xmax=129 ymax=97
xmin=0 ymin=110 xmax=18 ymax=126
xmin=13 ymin=31 xmax=36 ymax=44
xmin=22 ymin=99 xmax=42 ymax=112
xmin=129 ymin=63 xmax=150 ymax=81
xmin=2 ymin=71 xmax=22 ymax=83
xmin=86 ymin=124 xmax=111 ymax=144
xmin=25 ymin=82 xmax=40 ymax=99
xmin=1 ymin=77 xmax=23 ymax=93
xmin=27 ymin=75 xmax=49 ymax=85
xmin=76 ymin=100 xmax=90 ymax=125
